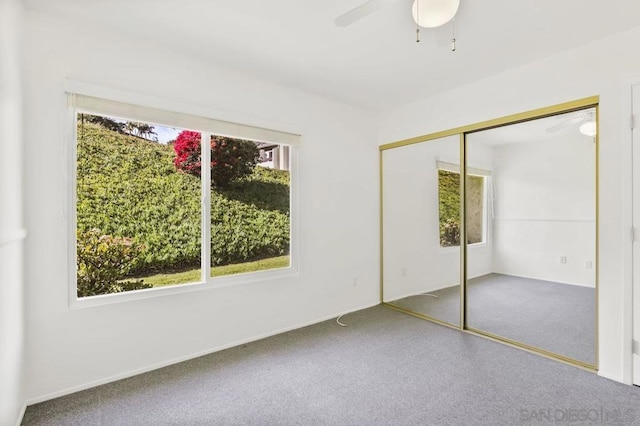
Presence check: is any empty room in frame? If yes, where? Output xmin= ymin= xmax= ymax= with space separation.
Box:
xmin=3 ymin=0 xmax=640 ymax=425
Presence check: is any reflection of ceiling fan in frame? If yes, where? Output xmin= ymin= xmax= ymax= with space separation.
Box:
xmin=546 ymin=111 xmax=596 ymax=136
xmin=335 ymin=0 xmax=461 ymax=45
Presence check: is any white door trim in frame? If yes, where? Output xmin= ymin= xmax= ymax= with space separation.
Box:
xmin=629 ymin=82 xmax=640 ymax=386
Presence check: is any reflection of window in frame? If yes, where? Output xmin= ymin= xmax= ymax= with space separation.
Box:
xmin=71 ymin=94 xmax=296 ymax=300
xmin=437 ymin=164 xmax=489 ymax=247
xmin=466 ymin=174 xmax=485 ymax=245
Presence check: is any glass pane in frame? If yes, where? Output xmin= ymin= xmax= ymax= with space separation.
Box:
xmin=465 ymin=108 xmax=597 ymax=366
xmin=438 ymin=170 xmax=461 ymax=247
xmin=76 ymin=113 xmax=201 ymax=297
xmin=208 ymin=137 xmax=291 ymax=278
xmin=466 ymin=175 xmax=485 ymax=244
xmin=383 ymin=135 xmax=461 ymax=326
xmin=438 ymin=171 xmax=485 ymax=247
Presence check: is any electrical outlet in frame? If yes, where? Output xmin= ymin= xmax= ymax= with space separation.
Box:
xmin=584 ymin=261 xmax=593 ymax=269
xmin=560 ymin=256 xmax=567 ymax=264
xmin=401 ymin=268 xmax=407 ymax=277
xmin=352 ymin=276 xmax=358 ymax=287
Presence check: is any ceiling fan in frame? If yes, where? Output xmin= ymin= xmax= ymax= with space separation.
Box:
xmin=546 ymin=111 xmax=597 ymax=137
xmin=335 ymin=0 xmax=461 ymax=47
xmin=335 ymin=0 xmax=460 ymax=28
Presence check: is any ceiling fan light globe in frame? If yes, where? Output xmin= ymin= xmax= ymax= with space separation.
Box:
xmin=579 ymin=121 xmax=597 ymax=137
xmin=411 ymin=0 xmax=460 ymax=28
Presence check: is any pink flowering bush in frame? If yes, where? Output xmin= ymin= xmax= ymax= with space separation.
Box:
xmin=173 ymin=131 xmax=259 ymax=187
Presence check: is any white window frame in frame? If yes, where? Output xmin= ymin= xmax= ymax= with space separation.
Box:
xmin=473 ymin=174 xmax=490 ymax=247
xmin=66 ymin=88 xmax=300 ymax=308
xmin=436 ymin=161 xmax=491 ymax=251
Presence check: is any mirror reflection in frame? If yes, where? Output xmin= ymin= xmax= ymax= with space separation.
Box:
xmin=465 ymin=108 xmax=597 ymax=366
xmin=382 ymin=135 xmax=461 ymax=326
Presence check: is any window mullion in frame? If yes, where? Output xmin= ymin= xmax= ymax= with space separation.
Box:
xmin=201 ymin=132 xmax=212 ymax=282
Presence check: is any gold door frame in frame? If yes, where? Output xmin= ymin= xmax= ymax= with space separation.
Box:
xmin=379 ymin=96 xmax=599 ymax=372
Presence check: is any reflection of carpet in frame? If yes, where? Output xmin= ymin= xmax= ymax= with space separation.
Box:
xmin=391 ymin=285 xmax=461 ymax=327
xmin=389 ymin=273 xmax=596 ymax=365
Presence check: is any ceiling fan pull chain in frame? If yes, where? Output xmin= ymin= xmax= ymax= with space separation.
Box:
xmin=416 ymin=0 xmax=420 ymax=42
xmin=451 ymin=17 xmax=456 ymax=51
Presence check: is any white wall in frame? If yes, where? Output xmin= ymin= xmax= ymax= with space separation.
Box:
xmin=382 ymin=136 xmax=493 ymax=301
xmin=378 ymin=25 xmax=640 ymax=383
xmin=22 ymin=11 xmax=379 ymax=402
xmin=488 ymin=137 xmax=596 ymax=286
xmin=0 ymin=0 xmax=26 ymax=424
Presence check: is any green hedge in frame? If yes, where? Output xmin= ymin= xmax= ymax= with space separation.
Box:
xmin=437 ymin=170 xmax=483 ymax=247
xmin=76 ymin=123 xmax=290 ymax=275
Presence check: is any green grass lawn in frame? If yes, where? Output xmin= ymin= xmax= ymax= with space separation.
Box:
xmin=141 ymin=255 xmax=291 ymax=287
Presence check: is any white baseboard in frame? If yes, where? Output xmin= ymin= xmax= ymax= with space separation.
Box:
xmin=384 ymin=284 xmax=458 ymax=303
xmin=16 ymin=402 xmax=27 ymax=426
xmin=383 ymin=272 xmax=492 ymax=303
xmin=25 ymin=301 xmax=380 ymax=406
xmin=488 ymin=271 xmax=595 ymax=288
xmin=598 ymin=370 xmax=625 ymax=384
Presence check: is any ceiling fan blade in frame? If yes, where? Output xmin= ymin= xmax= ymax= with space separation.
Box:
xmin=335 ymin=0 xmax=398 ymax=27
xmin=545 ymin=116 xmax=586 ymax=133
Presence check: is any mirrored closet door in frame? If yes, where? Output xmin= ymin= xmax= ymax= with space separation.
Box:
xmin=382 ymin=135 xmax=462 ymax=327
xmin=465 ymin=108 xmax=597 ymax=367
xmin=380 ymin=97 xmax=598 ymax=370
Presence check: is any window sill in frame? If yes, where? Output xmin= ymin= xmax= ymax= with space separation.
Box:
xmin=438 ymin=241 xmax=489 ymax=254
xmin=69 ymin=265 xmax=299 ymax=309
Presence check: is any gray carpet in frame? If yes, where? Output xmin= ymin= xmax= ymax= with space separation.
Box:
xmin=22 ymin=305 xmax=638 ymax=425
xmin=389 ymin=273 xmax=596 ymax=366
xmin=22 ymin=306 xmax=640 ymax=425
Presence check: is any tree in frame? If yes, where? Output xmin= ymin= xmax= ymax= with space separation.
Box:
xmin=137 ymin=123 xmax=158 ymax=141
xmin=79 ymin=115 xmax=158 ymax=142
xmin=81 ymin=114 xmax=124 ymax=133
xmin=173 ymin=131 xmax=260 ymax=187
xmin=124 ymin=121 xmax=158 ymax=141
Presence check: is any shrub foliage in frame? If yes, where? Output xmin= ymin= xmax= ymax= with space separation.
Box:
xmin=173 ymin=131 xmax=260 ymax=188
xmin=438 ymin=170 xmax=461 ymax=247
xmin=438 ymin=170 xmax=484 ymax=247
xmin=439 ymin=218 xmax=460 ymax=247
xmin=76 ymin=229 xmax=152 ymax=297
xmin=76 ymin=121 xmax=290 ymax=281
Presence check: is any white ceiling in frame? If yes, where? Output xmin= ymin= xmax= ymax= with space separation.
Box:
xmin=24 ymin=0 xmax=640 ymax=110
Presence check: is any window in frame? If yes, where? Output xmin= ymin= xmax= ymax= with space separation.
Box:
xmin=70 ymin=94 xmax=298 ymax=299
xmin=437 ymin=163 xmax=489 ymax=247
